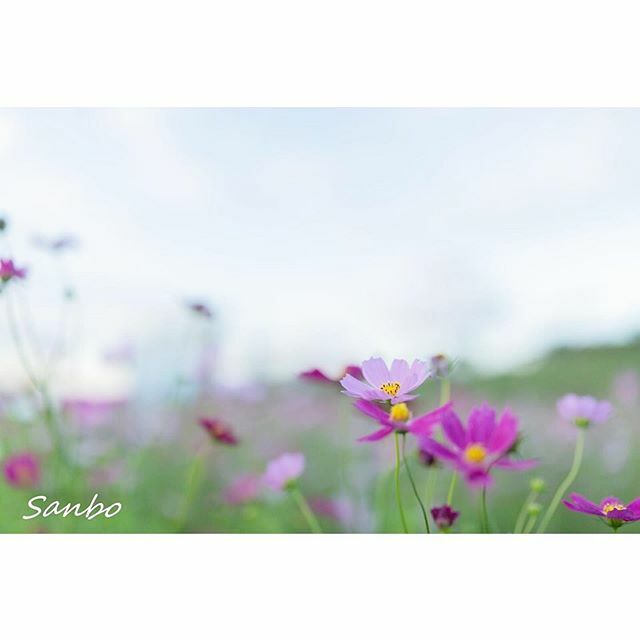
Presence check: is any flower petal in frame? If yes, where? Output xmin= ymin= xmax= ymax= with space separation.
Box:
xmin=361 ymin=357 xmax=390 ymax=387
xmin=353 ymin=399 xmax=390 ymax=422
xmin=564 ymin=493 xmax=602 ymax=515
xmin=468 ymin=403 xmax=496 ymax=444
xmin=340 ymin=374 xmax=375 ymax=399
xmin=389 ymin=359 xmax=411 ymax=386
xmin=419 ymin=437 xmax=458 ymax=463
xmin=408 ymin=402 xmax=452 ymax=437
xmin=486 ymin=409 xmax=518 ymax=455
xmin=441 ymin=409 xmax=466 ymax=449
xmin=357 ymin=425 xmax=395 ymax=442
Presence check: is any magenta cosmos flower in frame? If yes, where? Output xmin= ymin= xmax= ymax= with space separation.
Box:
xmin=431 ymin=504 xmax=459 ymax=531
xmin=263 ymin=452 xmax=305 ymax=491
xmin=420 ymin=405 xmax=537 ymax=486
xmin=340 ymin=357 xmax=430 ymax=405
xmin=353 ymin=399 xmax=452 ymax=442
xmin=563 ymin=493 xmax=640 ymax=530
xmin=300 ymin=364 xmax=362 ymax=385
xmin=0 ymin=259 xmax=27 ymax=282
xmin=3 ymin=453 xmax=40 ymax=488
xmin=198 ymin=417 xmax=239 ymax=445
xmin=557 ymin=394 xmax=612 ymax=427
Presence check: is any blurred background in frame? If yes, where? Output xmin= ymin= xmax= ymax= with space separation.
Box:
xmin=0 ymin=108 xmax=639 ymax=533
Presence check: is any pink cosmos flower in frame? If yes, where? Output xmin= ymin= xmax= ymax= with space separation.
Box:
xmin=563 ymin=493 xmax=640 ymax=530
xmin=3 ymin=453 xmax=40 ymax=488
xmin=300 ymin=364 xmax=362 ymax=385
xmin=353 ymin=398 xmax=452 ymax=442
xmin=420 ymin=404 xmax=538 ymax=487
xmin=222 ymin=474 xmax=261 ymax=505
xmin=309 ymin=497 xmax=354 ymax=525
xmin=431 ymin=504 xmax=459 ymax=531
xmin=340 ymin=357 xmax=430 ymax=405
xmin=0 ymin=259 xmax=27 ymax=282
xmin=198 ymin=417 xmax=239 ymax=445
xmin=263 ymin=452 xmax=305 ymax=491
xmin=557 ymin=394 xmax=612 ymax=427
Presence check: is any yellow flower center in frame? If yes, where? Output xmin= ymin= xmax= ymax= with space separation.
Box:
xmin=380 ymin=382 xmax=401 ymax=397
xmin=389 ymin=403 xmax=411 ymax=422
xmin=464 ymin=444 xmax=487 ymax=464
xmin=602 ymin=503 xmax=626 ymax=516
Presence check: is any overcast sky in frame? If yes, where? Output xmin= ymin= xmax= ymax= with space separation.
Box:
xmin=1 ymin=108 xmax=639 ymax=392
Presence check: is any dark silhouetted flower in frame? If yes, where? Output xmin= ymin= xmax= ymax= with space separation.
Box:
xmin=431 ymin=504 xmax=459 ymax=531
xmin=198 ymin=417 xmax=239 ymax=445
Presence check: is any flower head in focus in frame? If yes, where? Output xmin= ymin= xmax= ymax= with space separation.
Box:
xmin=557 ymin=394 xmax=612 ymax=428
xmin=430 ymin=504 xmax=459 ymax=531
xmin=563 ymin=493 xmax=640 ymax=530
xmin=263 ymin=452 xmax=305 ymax=491
xmin=340 ymin=357 xmax=430 ymax=405
xmin=198 ymin=417 xmax=239 ymax=445
xmin=0 ymin=259 xmax=27 ymax=283
xmin=353 ymin=399 xmax=452 ymax=442
xmin=300 ymin=364 xmax=362 ymax=385
xmin=3 ymin=452 xmax=40 ymax=489
xmin=420 ymin=404 xmax=538 ymax=487
xmin=222 ymin=474 xmax=261 ymax=505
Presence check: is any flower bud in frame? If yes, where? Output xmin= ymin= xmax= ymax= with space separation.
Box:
xmin=530 ymin=477 xmax=546 ymax=493
xmin=527 ymin=502 xmax=542 ymax=516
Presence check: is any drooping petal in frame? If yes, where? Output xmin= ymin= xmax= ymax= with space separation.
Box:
xmin=353 ymin=399 xmax=390 ymax=422
xmin=340 ymin=374 xmax=376 ymax=399
xmin=361 ymin=357 xmax=390 ymax=388
xmin=493 ymin=457 xmax=538 ymax=470
xmin=441 ymin=409 xmax=467 ymax=449
xmin=563 ymin=493 xmax=602 ymax=515
xmin=408 ymin=402 xmax=452 ymax=437
xmin=468 ymin=403 xmax=496 ymax=444
xmin=419 ymin=437 xmax=458 ymax=463
xmin=486 ymin=409 xmax=518 ymax=455
xmin=625 ymin=497 xmax=640 ymax=512
xmin=357 ymin=425 xmax=395 ymax=442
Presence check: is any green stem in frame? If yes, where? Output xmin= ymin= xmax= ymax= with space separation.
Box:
xmin=394 ymin=432 xmax=409 ymax=533
xmin=290 ymin=485 xmax=323 ymax=534
xmin=176 ymin=452 xmax=206 ymax=531
xmin=481 ymin=486 xmax=490 ymax=533
xmin=446 ymin=472 xmax=458 ymax=505
xmin=523 ymin=512 xmax=539 ymax=534
xmin=401 ymin=434 xmax=430 ymax=533
xmin=537 ymin=430 xmax=585 ymax=533
xmin=440 ymin=377 xmax=451 ymax=405
xmin=514 ymin=490 xmax=536 ymax=534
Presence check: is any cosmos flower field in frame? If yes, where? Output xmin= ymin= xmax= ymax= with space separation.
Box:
xmin=1 ymin=223 xmax=640 ymax=534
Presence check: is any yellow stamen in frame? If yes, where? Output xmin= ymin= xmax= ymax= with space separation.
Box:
xmin=389 ymin=403 xmax=411 ymax=423
xmin=602 ymin=503 xmax=626 ymax=516
xmin=464 ymin=444 xmax=487 ymax=464
xmin=380 ymin=382 xmax=401 ymax=397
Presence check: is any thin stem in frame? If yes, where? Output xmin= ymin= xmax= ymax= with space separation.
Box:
xmin=440 ymin=377 xmax=451 ymax=405
xmin=481 ymin=486 xmax=490 ymax=533
xmin=446 ymin=472 xmax=458 ymax=505
xmin=523 ymin=513 xmax=539 ymax=534
xmin=514 ymin=490 xmax=536 ymax=534
xmin=401 ymin=434 xmax=430 ymax=533
xmin=394 ymin=432 xmax=409 ymax=533
xmin=290 ymin=485 xmax=323 ymax=534
xmin=537 ymin=430 xmax=585 ymax=533
xmin=176 ymin=451 xmax=206 ymax=531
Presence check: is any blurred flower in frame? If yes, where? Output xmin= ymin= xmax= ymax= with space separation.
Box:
xmin=0 ymin=259 xmax=27 ymax=282
xmin=222 ymin=474 xmax=261 ymax=504
xmin=3 ymin=453 xmax=40 ymax=488
xmin=420 ymin=404 xmax=538 ymax=487
xmin=300 ymin=364 xmax=362 ymax=385
xmin=530 ymin=477 xmax=546 ymax=493
xmin=340 ymin=357 xmax=430 ymax=405
xmin=431 ymin=504 xmax=459 ymax=531
xmin=430 ymin=354 xmax=450 ymax=378
xmin=557 ymin=394 xmax=612 ymax=428
xmin=418 ymin=447 xmax=438 ymax=467
xmin=63 ymin=398 xmax=124 ymax=427
xmin=198 ymin=417 xmax=239 ymax=445
xmin=309 ymin=496 xmax=353 ymax=525
xmin=263 ymin=452 xmax=305 ymax=491
xmin=353 ymin=399 xmax=452 ymax=442
xmin=563 ymin=493 xmax=640 ymax=530
xmin=187 ymin=301 xmax=214 ymax=319
xmin=32 ymin=233 xmax=78 ymax=252
xmin=612 ymin=370 xmax=639 ymax=408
